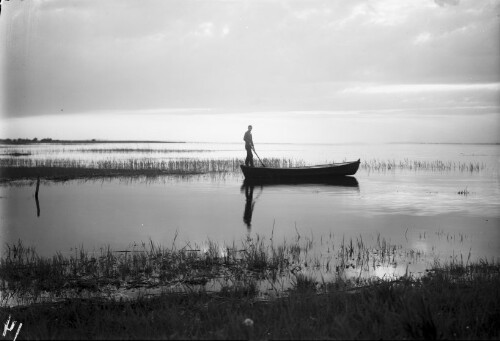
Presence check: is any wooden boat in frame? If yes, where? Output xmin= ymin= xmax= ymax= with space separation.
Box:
xmin=242 ymin=176 xmax=359 ymax=188
xmin=240 ymin=159 xmax=360 ymax=180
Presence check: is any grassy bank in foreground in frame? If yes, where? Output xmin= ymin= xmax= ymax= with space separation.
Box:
xmin=1 ymin=237 xmax=499 ymax=339
xmin=1 ymin=262 xmax=499 ymax=340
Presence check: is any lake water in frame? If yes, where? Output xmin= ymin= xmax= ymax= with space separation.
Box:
xmin=1 ymin=142 xmax=499 ymax=279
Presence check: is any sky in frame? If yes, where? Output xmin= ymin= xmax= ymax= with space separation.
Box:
xmin=0 ymin=0 xmax=499 ymax=143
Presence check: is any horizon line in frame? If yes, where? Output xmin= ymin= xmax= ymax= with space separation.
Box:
xmin=1 ymin=138 xmax=499 ymax=146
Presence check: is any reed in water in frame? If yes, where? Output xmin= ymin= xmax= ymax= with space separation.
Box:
xmin=0 ymin=236 xmax=498 ymax=340
xmin=1 ymin=156 xmax=486 ymax=182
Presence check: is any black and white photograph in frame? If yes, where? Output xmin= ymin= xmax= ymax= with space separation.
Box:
xmin=0 ymin=0 xmax=499 ymax=339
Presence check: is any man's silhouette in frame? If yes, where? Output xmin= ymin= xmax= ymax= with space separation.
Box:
xmin=243 ymin=125 xmax=254 ymax=167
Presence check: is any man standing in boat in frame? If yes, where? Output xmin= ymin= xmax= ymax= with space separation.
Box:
xmin=244 ymin=125 xmax=254 ymax=167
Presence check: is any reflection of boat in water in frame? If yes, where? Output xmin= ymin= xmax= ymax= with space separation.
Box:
xmin=243 ymin=175 xmax=359 ymax=188
xmin=240 ymin=175 xmax=359 ymax=229
xmin=240 ymin=159 xmax=360 ymax=180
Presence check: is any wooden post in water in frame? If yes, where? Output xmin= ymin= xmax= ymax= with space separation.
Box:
xmin=35 ymin=176 xmax=40 ymax=198
xmin=35 ymin=176 xmax=40 ymax=217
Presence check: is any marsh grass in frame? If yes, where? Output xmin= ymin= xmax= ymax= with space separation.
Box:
xmin=0 ymin=157 xmax=307 ymax=181
xmin=1 ymin=157 xmax=246 ymax=172
xmin=361 ymin=158 xmax=485 ymax=172
xmin=4 ymin=157 xmax=486 ymax=173
xmin=0 ymin=157 xmax=304 ymax=170
xmin=0 ymin=236 xmax=294 ymax=305
xmin=3 ymin=227 xmax=477 ymax=312
xmin=1 ymin=258 xmax=498 ymax=340
xmin=0 ymin=154 xmax=486 ymax=182
xmin=1 ymin=235 xmax=499 ymax=339
xmin=458 ymin=186 xmax=470 ymax=195
xmin=0 ymin=231 xmax=434 ymax=308
xmin=69 ymin=148 xmax=217 ymax=153
xmin=291 ymin=273 xmax=317 ymax=292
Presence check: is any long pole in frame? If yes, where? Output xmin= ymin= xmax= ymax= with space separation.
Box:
xmin=252 ymin=147 xmax=266 ymax=167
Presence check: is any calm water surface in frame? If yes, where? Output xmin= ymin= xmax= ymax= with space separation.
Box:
xmin=1 ymin=143 xmax=499 ymax=278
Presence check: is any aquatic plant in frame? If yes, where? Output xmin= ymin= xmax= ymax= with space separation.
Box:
xmin=1 ymin=258 xmax=498 ymax=340
xmin=0 ymin=157 xmax=305 ymax=174
xmin=360 ymin=158 xmax=486 ymax=173
xmin=0 ymin=230 xmax=434 ymax=307
xmin=1 ymin=153 xmax=486 ymax=179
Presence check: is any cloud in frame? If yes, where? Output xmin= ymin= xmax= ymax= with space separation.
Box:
xmin=435 ymin=0 xmax=460 ymax=7
xmin=340 ymin=83 xmax=500 ymax=94
xmin=414 ymin=32 xmax=432 ymax=45
xmin=196 ymin=22 xmax=214 ymax=37
xmin=1 ymin=0 xmax=498 ymax=119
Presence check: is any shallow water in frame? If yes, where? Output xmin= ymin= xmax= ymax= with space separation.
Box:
xmin=1 ymin=143 xmax=499 ymax=278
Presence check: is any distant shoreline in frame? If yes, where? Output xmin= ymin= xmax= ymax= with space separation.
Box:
xmin=0 ymin=139 xmax=498 ymax=145
xmin=0 ymin=139 xmax=186 ymax=145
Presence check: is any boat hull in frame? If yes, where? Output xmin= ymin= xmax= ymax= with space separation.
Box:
xmin=242 ymin=176 xmax=359 ymax=187
xmin=240 ymin=159 xmax=360 ymax=180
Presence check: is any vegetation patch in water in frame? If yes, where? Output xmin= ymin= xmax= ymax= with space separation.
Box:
xmin=0 ymin=258 xmax=498 ymax=340
xmin=360 ymin=158 xmax=486 ymax=172
xmin=0 ymin=158 xmax=308 ymax=181
xmin=0 ymin=231 xmax=475 ymax=308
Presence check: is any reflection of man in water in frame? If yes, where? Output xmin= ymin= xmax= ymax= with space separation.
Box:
xmin=243 ymin=184 xmax=255 ymax=229
xmin=243 ymin=125 xmax=254 ymax=167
